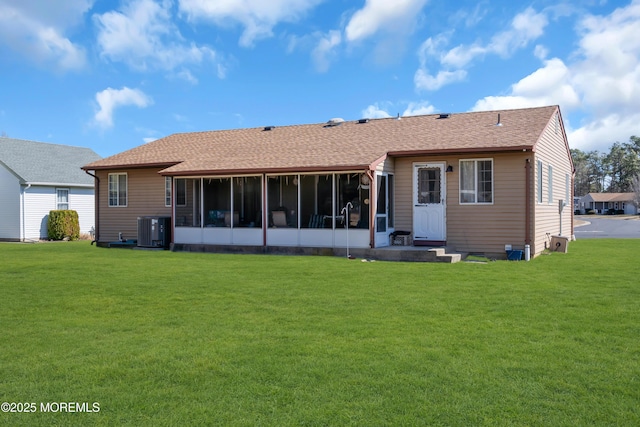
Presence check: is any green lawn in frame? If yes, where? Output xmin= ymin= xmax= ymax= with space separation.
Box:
xmin=1 ymin=240 xmax=639 ymax=426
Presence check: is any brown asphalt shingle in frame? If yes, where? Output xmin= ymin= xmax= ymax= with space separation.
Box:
xmin=83 ymin=105 xmax=560 ymax=175
xmin=585 ymin=193 xmax=635 ymax=202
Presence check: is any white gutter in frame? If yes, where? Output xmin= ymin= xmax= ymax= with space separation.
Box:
xmin=25 ymin=181 xmax=94 ymax=188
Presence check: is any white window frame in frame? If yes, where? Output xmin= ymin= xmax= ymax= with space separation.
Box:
xmin=537 ymin=160 xmax=543 ymax=204
xmin=548 ymin=164 xmax=553 ymax=204
xmin=108 ymin=173 xmax=128 ymax=207
xmin=459 ymin=158 xmax=493 ymax=204
xmin=56 ymin=188 xmax=69 ymax=210
xmin=165 ymin=177 xmax=172 ymax=207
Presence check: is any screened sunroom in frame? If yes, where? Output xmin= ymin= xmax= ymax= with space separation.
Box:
xmin=172 ymin=171 xmax=389 ymax=249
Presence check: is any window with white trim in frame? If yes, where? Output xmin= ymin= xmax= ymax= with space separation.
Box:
xmin=56 ymin=189 xmax=69 ymax=210
xmin=165 ymin=177 xmax=172 ymax=207
xmin=537 ymin=160 xmax=543 ymax=203
xmin=459 ymin=159 xmax=493 ymax=204
xmin=108 ymin=173 xmax=127 ymax=207
xmin=548 ymin=165 xmax=553 ymax=204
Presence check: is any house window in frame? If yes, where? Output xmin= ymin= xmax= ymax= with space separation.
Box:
xmin=108 ymin=173 xmax=127 ymax=207
xmin=460 ymin=159 xmax=493 ymax=204
xmin=176 ymin=178 xmax=187 ymax=207
xmin=548 ymin=165 xmax=553 ymax=204
xmin=56 ymin=189 xmax=69 ymax=210
xmin=165 ymin=177 xmax=171 ymax=207
xmin=537 ymin=160 xmax=543 ymax=203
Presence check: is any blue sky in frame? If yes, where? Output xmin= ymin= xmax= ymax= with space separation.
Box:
xmin=1 ymin=0 xmax=638 ymax=158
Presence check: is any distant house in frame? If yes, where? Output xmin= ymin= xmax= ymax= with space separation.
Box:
xmin=578 ymin=193 xmax=638 ymax=215
xmin=0 ymin=137 xmax=101 ymax=241
xmin=82 ymin=105 xmax=573 ymax=260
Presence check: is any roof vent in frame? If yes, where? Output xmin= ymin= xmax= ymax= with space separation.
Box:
xmin=495 ymin=114 xmax=503 ymax=127
xmin=326 ymin=118 xmax=345 ymax=127
xmin=263 ymin=126 xmax=275 ymax=131
xmin=438 ymin=113 xmax=451 ymax=119
xmin=357 ymin=118 xmax=369 ymax=124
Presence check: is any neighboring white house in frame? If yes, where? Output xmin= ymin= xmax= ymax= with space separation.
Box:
xmin=0 ymin=137 xmax=101 ymax=241
xmin=578 ymin=193 xmax=639 ymax=215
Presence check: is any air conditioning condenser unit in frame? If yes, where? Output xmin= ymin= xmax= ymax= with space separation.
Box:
xmin=137 ymin=216 xmax=171 ymax=249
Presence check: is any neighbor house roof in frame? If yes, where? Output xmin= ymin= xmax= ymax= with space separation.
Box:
xmin=581 ymin=193 xmax=635 ymax=202
xmin=83 ymin=105 xmax=563 ymax=176
xmin=0 ymin=137 xmax=101 ymax=186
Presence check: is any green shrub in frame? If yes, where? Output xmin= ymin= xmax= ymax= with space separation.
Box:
xmin=586 ymin=209 xmax=596 ymax=215
xmin=47 ymin=210 xmax=80 ymax=241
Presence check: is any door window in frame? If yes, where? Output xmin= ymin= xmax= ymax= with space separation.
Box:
xmin=417 ymin=167 xmax=441 ymax=204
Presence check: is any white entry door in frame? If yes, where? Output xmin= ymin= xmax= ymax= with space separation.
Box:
xmin=413 ymin=163 xmax=446 ymax=242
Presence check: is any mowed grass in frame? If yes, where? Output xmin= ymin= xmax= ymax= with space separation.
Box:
xmin=1 ymin=240 xmax=639 ymax=426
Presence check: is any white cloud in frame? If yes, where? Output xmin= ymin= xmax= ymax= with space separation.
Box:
xmin=345 ymin=0 xmax=428 ymax=43
xmin=403 ymin=101 xmax=436 ymax=116
xmin=0 ymin=0 xmax=89 ymax=70
xmin=441 ymin=7 xmax=548 ymax=69
xmin=174 ymin=69 xmax=198 ymax=84
xmin=361 ymin=104 xmax=392 ymax=119
xmin=178 ymin=0 xmax=323 ymax=47
xmin=472 ymin=58 xmax=579 ymax=111
xmin=567 ymin=0 xmax=640 ymax=150
xmin=143 ymin=137 xmax=158 ymax=143
xmin=94 ymin=87 xmax=153 ymax=128
xmin=362 ymin=100 xmax=436 ymax=119
xmin=534 ymin=44 xmax=548 ymax=60
xmin=571 ymin=1 xmax=640 ymax=116
xmin=471 ymin=1 xmax=640 ymax=152
xmin=415 ymin=69 xmax=467 ymax=91
xmin=566 ymin=113 xmax=640 ymax=151
xmin=414 ymin=34 xmax=468 ymax=90
xmin=311 ymin=30 xmax=341 ymax=73
xmin=95 ymin=0 xmax=219 ymax=74
xmin=415 ymin=7 xmax=549 ymax=92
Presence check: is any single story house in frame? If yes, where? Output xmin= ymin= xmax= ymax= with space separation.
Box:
xmin=0 ymin=137 xmax=101 ymax=241
xmin=82 ymin=105 xmax=574 ymax=259
xmin=578 ymin=193 xmax=638 ymax=215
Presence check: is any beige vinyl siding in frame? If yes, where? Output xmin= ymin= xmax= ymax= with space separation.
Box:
xmin=376 ymin=157 xmax=395 ymax=173
xmin=532 ymin=112 xmax=573 ymax=255
xmin=448 ymin=153 xmax=529 ymax=256
xmin=395 ymin=153 xmax=530 ymax=257
xmin=96 ymin=168 xmax=171 ymax=243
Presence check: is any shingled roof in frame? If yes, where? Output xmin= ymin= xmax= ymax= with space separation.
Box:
xmin=1 ymin=137 xmax=101 ymax=186
xmin=83 ymin=105 xmax=561 ymax=176
xmin=583 ymin=193 xmax=635 ymax=202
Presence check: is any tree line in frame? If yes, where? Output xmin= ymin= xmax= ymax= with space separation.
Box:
xmin=571 ymin=136 xmax=640 ymax=199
